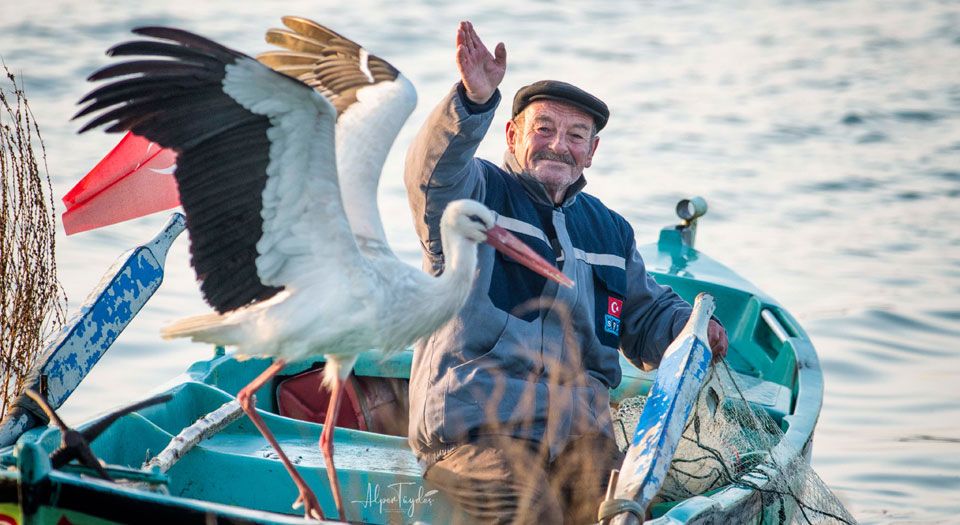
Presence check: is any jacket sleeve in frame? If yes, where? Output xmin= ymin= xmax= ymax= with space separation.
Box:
xmin=404 ymin=83 xmax=501 ymax=274
xmin=618 ymin=234 xmax=692 ymax=370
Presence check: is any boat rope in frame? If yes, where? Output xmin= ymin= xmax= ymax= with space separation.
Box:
xmin=11 ymin=392 xmax=50 ymax=426
xmin=596 ymin=497 xmax=645 ymax=523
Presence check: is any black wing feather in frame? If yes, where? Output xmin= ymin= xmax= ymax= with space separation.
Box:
xmin=106 ymin=41 xmax=230 ymax=66
xmin=86 ymin=60 xmax=215 ymax=82
xmin=78 ymin=73 xmax=213 ymax=106
xmin=132 ymin=27 xmax=245 ymax=62
xmin=76 ymin=27 xmax=287 ymax=313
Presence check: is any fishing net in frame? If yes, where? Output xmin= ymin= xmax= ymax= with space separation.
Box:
xmin=0 ymin=64 xmax=66 ymax=421
xmin=612 ymin=363 xmax=857 ymax=524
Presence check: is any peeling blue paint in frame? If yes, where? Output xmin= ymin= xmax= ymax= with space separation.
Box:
xmin=0 ymin=214 xmax=186 ymax=447
xmin=614 ymin=297 xmax=714 ymax=517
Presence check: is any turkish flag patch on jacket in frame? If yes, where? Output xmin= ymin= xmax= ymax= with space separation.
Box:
xmin=607 ymin=297 xmax=623 ymax=318
xmin=604 ymin=296 xmax=623 ymax=336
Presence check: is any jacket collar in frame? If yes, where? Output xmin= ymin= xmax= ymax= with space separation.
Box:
xmin=502 ymin=152 xmax=586 ymax=208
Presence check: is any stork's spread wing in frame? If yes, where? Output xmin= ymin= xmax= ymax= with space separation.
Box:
xmin=259 ymin=16 xmax=417 ymax=256
xmin=75 ymin=27 xmax=368 ymax=313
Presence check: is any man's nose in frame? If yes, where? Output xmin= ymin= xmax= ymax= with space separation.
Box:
xmin=548 ymin=133 xmax=569 ymax=152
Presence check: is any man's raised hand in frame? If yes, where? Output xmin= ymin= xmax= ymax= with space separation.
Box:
xmin=456 ymin=21 xmax=506 ymax=105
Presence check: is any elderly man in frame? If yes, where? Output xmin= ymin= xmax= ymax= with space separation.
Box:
xmin=404 ymin=21 xmax=728 ymax=524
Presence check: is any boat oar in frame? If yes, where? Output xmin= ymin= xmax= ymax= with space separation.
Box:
xmin=0 ymin=214 xmax=186 ymax=448
xmin=599 ymin=292 xmax=716 ymax=525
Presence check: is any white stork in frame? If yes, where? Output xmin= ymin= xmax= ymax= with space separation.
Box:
xmin=74 ymin=18 xmax=573 ymax=522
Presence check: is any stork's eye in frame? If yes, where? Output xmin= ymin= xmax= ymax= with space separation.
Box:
xmin=467 ymin=214 xmax=489 ymax=228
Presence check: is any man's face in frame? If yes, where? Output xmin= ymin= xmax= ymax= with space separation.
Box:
xmin=506 ymin=100 xmax=600 ymax=193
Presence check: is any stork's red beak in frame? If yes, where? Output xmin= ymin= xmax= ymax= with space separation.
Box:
xmin=485 ymin=225 xmax=574 ymax=288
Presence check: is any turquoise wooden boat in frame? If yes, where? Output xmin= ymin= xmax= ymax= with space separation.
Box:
xmin=0 ymin=199 xmax=823 ymax=524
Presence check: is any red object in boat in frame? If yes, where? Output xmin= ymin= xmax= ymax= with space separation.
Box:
xmin=276 ymin=366 xmax=409 ymax=437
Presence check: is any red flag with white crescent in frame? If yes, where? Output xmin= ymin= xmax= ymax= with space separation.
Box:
xmin=62 ymin=132 xmax=181 ymax=235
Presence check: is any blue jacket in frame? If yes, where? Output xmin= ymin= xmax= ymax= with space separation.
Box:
xmin=404 ymin=85 xmax=692 ymax=466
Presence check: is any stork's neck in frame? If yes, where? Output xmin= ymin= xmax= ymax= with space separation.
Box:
xmin=371 ymin=218 xmax=481 ymax=354
xmin=433 ymin=223 xmax=480 ymax=315
xmin=441 ymin=223 xmax=479 ymax=275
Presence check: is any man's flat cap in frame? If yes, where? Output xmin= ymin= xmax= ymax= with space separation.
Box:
xmin=512 ymin=80 xmax=609 ymax=131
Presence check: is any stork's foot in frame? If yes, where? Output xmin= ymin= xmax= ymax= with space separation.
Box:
xmin=293 ymin=487 xmax=324 ymax=521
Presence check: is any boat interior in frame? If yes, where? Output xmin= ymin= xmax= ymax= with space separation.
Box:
xmin=13 ymin=274 xmax=810 ymax=522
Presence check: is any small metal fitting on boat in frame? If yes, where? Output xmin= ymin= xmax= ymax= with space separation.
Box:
xmin=676 ymin=196 xmax=708 ymax=224
xmin=674 ymin=196 xmax=708 ymax=248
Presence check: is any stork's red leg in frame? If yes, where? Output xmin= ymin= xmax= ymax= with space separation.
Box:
xmin=320 ymin=377 xmax=346 ymax=520
xmin=237 ymin=359 xmax=324 ymax=521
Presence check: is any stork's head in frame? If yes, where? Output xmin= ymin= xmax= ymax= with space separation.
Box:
xmin=442 ymin=200 xmax=574 ymax=288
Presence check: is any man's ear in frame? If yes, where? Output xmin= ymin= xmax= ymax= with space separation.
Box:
xmin=505 ymin=120 xmax=518 ymax=155
xmin=584 ymin=136 xmax=600 ymax=168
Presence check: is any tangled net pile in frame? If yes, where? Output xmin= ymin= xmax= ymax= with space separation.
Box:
xmin=613 ymin=363 xmax=856 ymax=524
xmin=0 ymin=64 xmax=66 ymax=420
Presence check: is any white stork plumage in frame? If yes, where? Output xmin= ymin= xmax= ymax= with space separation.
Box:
xmin=74 ymin=17 xmax=573 ymax=522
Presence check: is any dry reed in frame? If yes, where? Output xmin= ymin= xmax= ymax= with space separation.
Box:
xmin=0 ymin=63 xmax=66 ymax=421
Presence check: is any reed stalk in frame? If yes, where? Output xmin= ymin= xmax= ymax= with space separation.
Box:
xmin=0 ymin=63 xmax=66 ymax=421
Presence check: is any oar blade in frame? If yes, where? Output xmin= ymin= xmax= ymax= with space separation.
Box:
xmin=610 ymin=293 xmax=716 ymax=520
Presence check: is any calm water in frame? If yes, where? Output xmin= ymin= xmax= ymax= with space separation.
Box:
xmin=3 ymin=0 xmax=959 ymax=522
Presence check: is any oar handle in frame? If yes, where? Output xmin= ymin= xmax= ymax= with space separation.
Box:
xmin=682 ymin=292 xmax=716 ymax=342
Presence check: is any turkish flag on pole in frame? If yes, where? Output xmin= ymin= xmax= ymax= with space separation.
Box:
xmin=62 ymin=132 xmax=181 ymax=235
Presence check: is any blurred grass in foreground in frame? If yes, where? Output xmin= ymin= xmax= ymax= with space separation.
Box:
xmin=0 ymin=63 xmax=66 ymax=420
